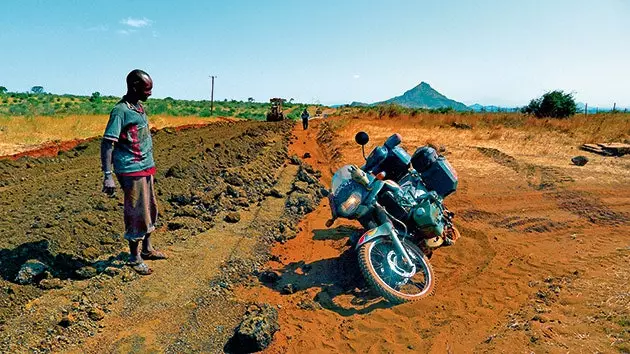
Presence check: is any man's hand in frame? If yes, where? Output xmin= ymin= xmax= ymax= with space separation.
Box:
xmin=102 ymin=174 xmax=116 ymax=196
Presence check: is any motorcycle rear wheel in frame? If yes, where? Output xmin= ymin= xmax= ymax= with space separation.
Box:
xmin=358 ymin=238 xmax=435 ymax=304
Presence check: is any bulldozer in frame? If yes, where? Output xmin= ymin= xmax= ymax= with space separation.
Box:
xmin=266 ymin=98 xmax=285 ymax=122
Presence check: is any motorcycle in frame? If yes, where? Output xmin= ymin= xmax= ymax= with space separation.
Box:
xmin=325 ymin=131 xmax=460 ymax=304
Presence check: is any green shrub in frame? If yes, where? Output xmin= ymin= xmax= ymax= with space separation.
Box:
xmin=522 ymin=90 xmax=577 ymax=118
xmin=9 ymin=104 xmax=29 ymax=116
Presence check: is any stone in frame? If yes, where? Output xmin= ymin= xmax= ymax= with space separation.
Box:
xmin=81 ymin=247 xmax=100 ymax=260
xmin=451 ymin=121 xmax=472 ymax=129
xmin=270 ymin=188 xmax=285 ymax=198
xmin=226 ymin=185 xmax=242 ymax=198
xmin=225 ymin=212 xmax=241 ymax=223
xmin=571 ymin=156 xmax=588 ymax=166
xmin=88 ymin=307 xmax=105 ymax=321
xmin=225 ymin=175 xmax=244 ymax=187
xmin=167 ymin=221 xmax=186 ymax=231
xmin=75 ymin=266 xmax=98 ymax=280
xmin=232 ymin=304 xmax=279 ymax=352
xmin=292 ymin=181 xmax=310 ymax=193
xmin=297 ymin=299 xmax=322 ymax=311
xmin=286 ymin=193 xmax=316 ymax=214
xmin=296 ymin=168 xmax=318 ymax=184
xmin=39 ymin=279 xmax=64 ymax=290
xmin=103 ymin=267 xmax=121 ymax=277
xmin=15 ymin=259 xmax=49 ymax=285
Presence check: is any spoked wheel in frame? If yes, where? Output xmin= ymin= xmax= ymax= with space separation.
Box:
xmin=358 ymin=237 xmax=435 ymax=304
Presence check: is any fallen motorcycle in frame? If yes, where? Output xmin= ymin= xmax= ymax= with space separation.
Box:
xmin=326 ymin=132 xmax=459 ymax=303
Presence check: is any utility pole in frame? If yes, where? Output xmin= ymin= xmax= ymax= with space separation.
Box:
xmin=209 ymin=75 xmax=217 ymax=115
xmin=585 ymin=103 xmax=588 ymax=116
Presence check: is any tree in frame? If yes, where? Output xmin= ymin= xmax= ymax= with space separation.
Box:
xmin=0 ymin=86 xmax=7 ymax=94
xmin=522 ymin=90 xmax=577 ymax=118
xmin=247 ymin=97 xmax=254 ymax=103
xmin=31 ymin=86 xmax=44 ymax=94
xmin=89 ymin=91 xmax=102 ymax=103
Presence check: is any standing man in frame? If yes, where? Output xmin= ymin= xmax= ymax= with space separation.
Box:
xmin=101 ymin=69 xmax=167 ymax=275
xmin=301 ymin=107 xmax=310 ymax=130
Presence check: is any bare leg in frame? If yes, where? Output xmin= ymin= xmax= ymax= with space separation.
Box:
xmin=142 ymin=233 xmax=154 ymax=254
xmin=128 ymin=239 xmax=153 ymax=275
xmin=128 ymin=240 xmax=141 ymax=263
xmin=141 ymin=234 xmax=167 ymax=260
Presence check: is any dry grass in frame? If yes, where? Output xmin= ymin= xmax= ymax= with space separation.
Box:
xmin=0 ymin=114 xmax=235 ymax=156
xmin=329 ymin=110 xmax=630 ymax=187
xmin=335 ymin=108 xmax=630 ymax=144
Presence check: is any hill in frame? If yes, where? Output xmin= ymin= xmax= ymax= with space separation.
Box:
xmin=378 ymin=82 xmax=469 ymax=111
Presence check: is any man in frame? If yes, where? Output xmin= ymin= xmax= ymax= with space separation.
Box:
xmin=101 ymin=69 xmax=167 ymax=275
xmin=301 ymin=107 xmax=310 ymax=130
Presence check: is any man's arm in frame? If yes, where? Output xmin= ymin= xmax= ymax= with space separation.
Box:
xmin=101 ymin=138 xmax=116 ymax=196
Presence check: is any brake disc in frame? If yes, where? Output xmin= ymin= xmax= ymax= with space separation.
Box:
xmin=386 ymin=250 xmax=416 ymax=279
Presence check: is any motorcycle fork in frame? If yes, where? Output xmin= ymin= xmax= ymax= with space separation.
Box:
xmin=374 ymin=205 xmax=413 ymax=267
xmin=387 ymin=223 xmax=413 ymax=267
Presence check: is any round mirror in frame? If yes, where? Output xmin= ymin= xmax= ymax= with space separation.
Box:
xmin=355 ymin=131 xmax=369 ymax=146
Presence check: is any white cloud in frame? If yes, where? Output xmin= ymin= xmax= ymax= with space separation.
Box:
xmin=353 ymin=74 xmax=361 ymax=79
xmin=120 ymin=17 xmax=153 ymax=28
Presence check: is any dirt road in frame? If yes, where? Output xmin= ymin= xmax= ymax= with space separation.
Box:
xmin=240 ymin=116 xmax=630 ymax=353
xmin=0 ymin=114 xmax=628 ymax=353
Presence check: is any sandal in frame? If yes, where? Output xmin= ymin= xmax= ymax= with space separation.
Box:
xmin=128 ymin=261 xmax=153 ymax=275
xmin=141 ymin=249 xmax=168 ymax=260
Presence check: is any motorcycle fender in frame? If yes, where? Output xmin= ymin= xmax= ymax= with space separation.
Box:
xmin=356 ymin=222 xmax=393 ymax=249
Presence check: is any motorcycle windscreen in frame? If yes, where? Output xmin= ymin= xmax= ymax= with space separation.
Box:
xmin=331 ymin=165 xmax=355 ymax=194
xmin=331 ymin=165 xmax=367 ymax=218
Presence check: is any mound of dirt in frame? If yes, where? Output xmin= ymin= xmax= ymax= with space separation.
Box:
xmin=0 ymin=121 xmax=295 ymax=328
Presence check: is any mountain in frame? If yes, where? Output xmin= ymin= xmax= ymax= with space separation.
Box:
xmin=469 ymin=103 xmax=505 ymax=112
xmin=378 ymin=82 xmax=470 ymax=111
xmin=349 ymin=101 xmax=370 ymax=107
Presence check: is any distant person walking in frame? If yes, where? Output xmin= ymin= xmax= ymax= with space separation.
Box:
xmin=301 ymin=108 xmax=310 ymax=130
xmin=100 ymin=69 xmax=167 ymax=275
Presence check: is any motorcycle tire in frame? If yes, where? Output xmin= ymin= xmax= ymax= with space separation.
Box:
xmin=358 ymin=238 xmax=435 ymax=304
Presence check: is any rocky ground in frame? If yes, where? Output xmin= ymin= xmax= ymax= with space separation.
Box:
xmin=0 ymin=120 xmax=325 ymax=353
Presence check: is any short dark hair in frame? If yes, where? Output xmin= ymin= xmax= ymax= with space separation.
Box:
xmin=126 ymin=69 xmax=150 ymax=88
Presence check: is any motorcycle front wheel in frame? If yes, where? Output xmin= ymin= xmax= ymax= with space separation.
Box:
xmin=358 ymin=237 xmax=435 ymax=304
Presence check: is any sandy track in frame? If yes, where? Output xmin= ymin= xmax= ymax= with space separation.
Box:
xmin=239 ymin=116 xmax=630 ymax=353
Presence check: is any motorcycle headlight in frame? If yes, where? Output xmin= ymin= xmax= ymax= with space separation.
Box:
xmin=339 ymin=191 xmax=362 ymax=216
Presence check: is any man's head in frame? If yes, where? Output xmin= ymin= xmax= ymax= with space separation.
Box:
xmin=126 ymin=69 xmax=153 ymax=101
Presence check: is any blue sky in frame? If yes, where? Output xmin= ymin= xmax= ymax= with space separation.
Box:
xmin=0 ymin=0 xmax=628 ymax=107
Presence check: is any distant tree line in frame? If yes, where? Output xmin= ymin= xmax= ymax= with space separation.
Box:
xmin=0 ymin=88 xmax=314 ymax=120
